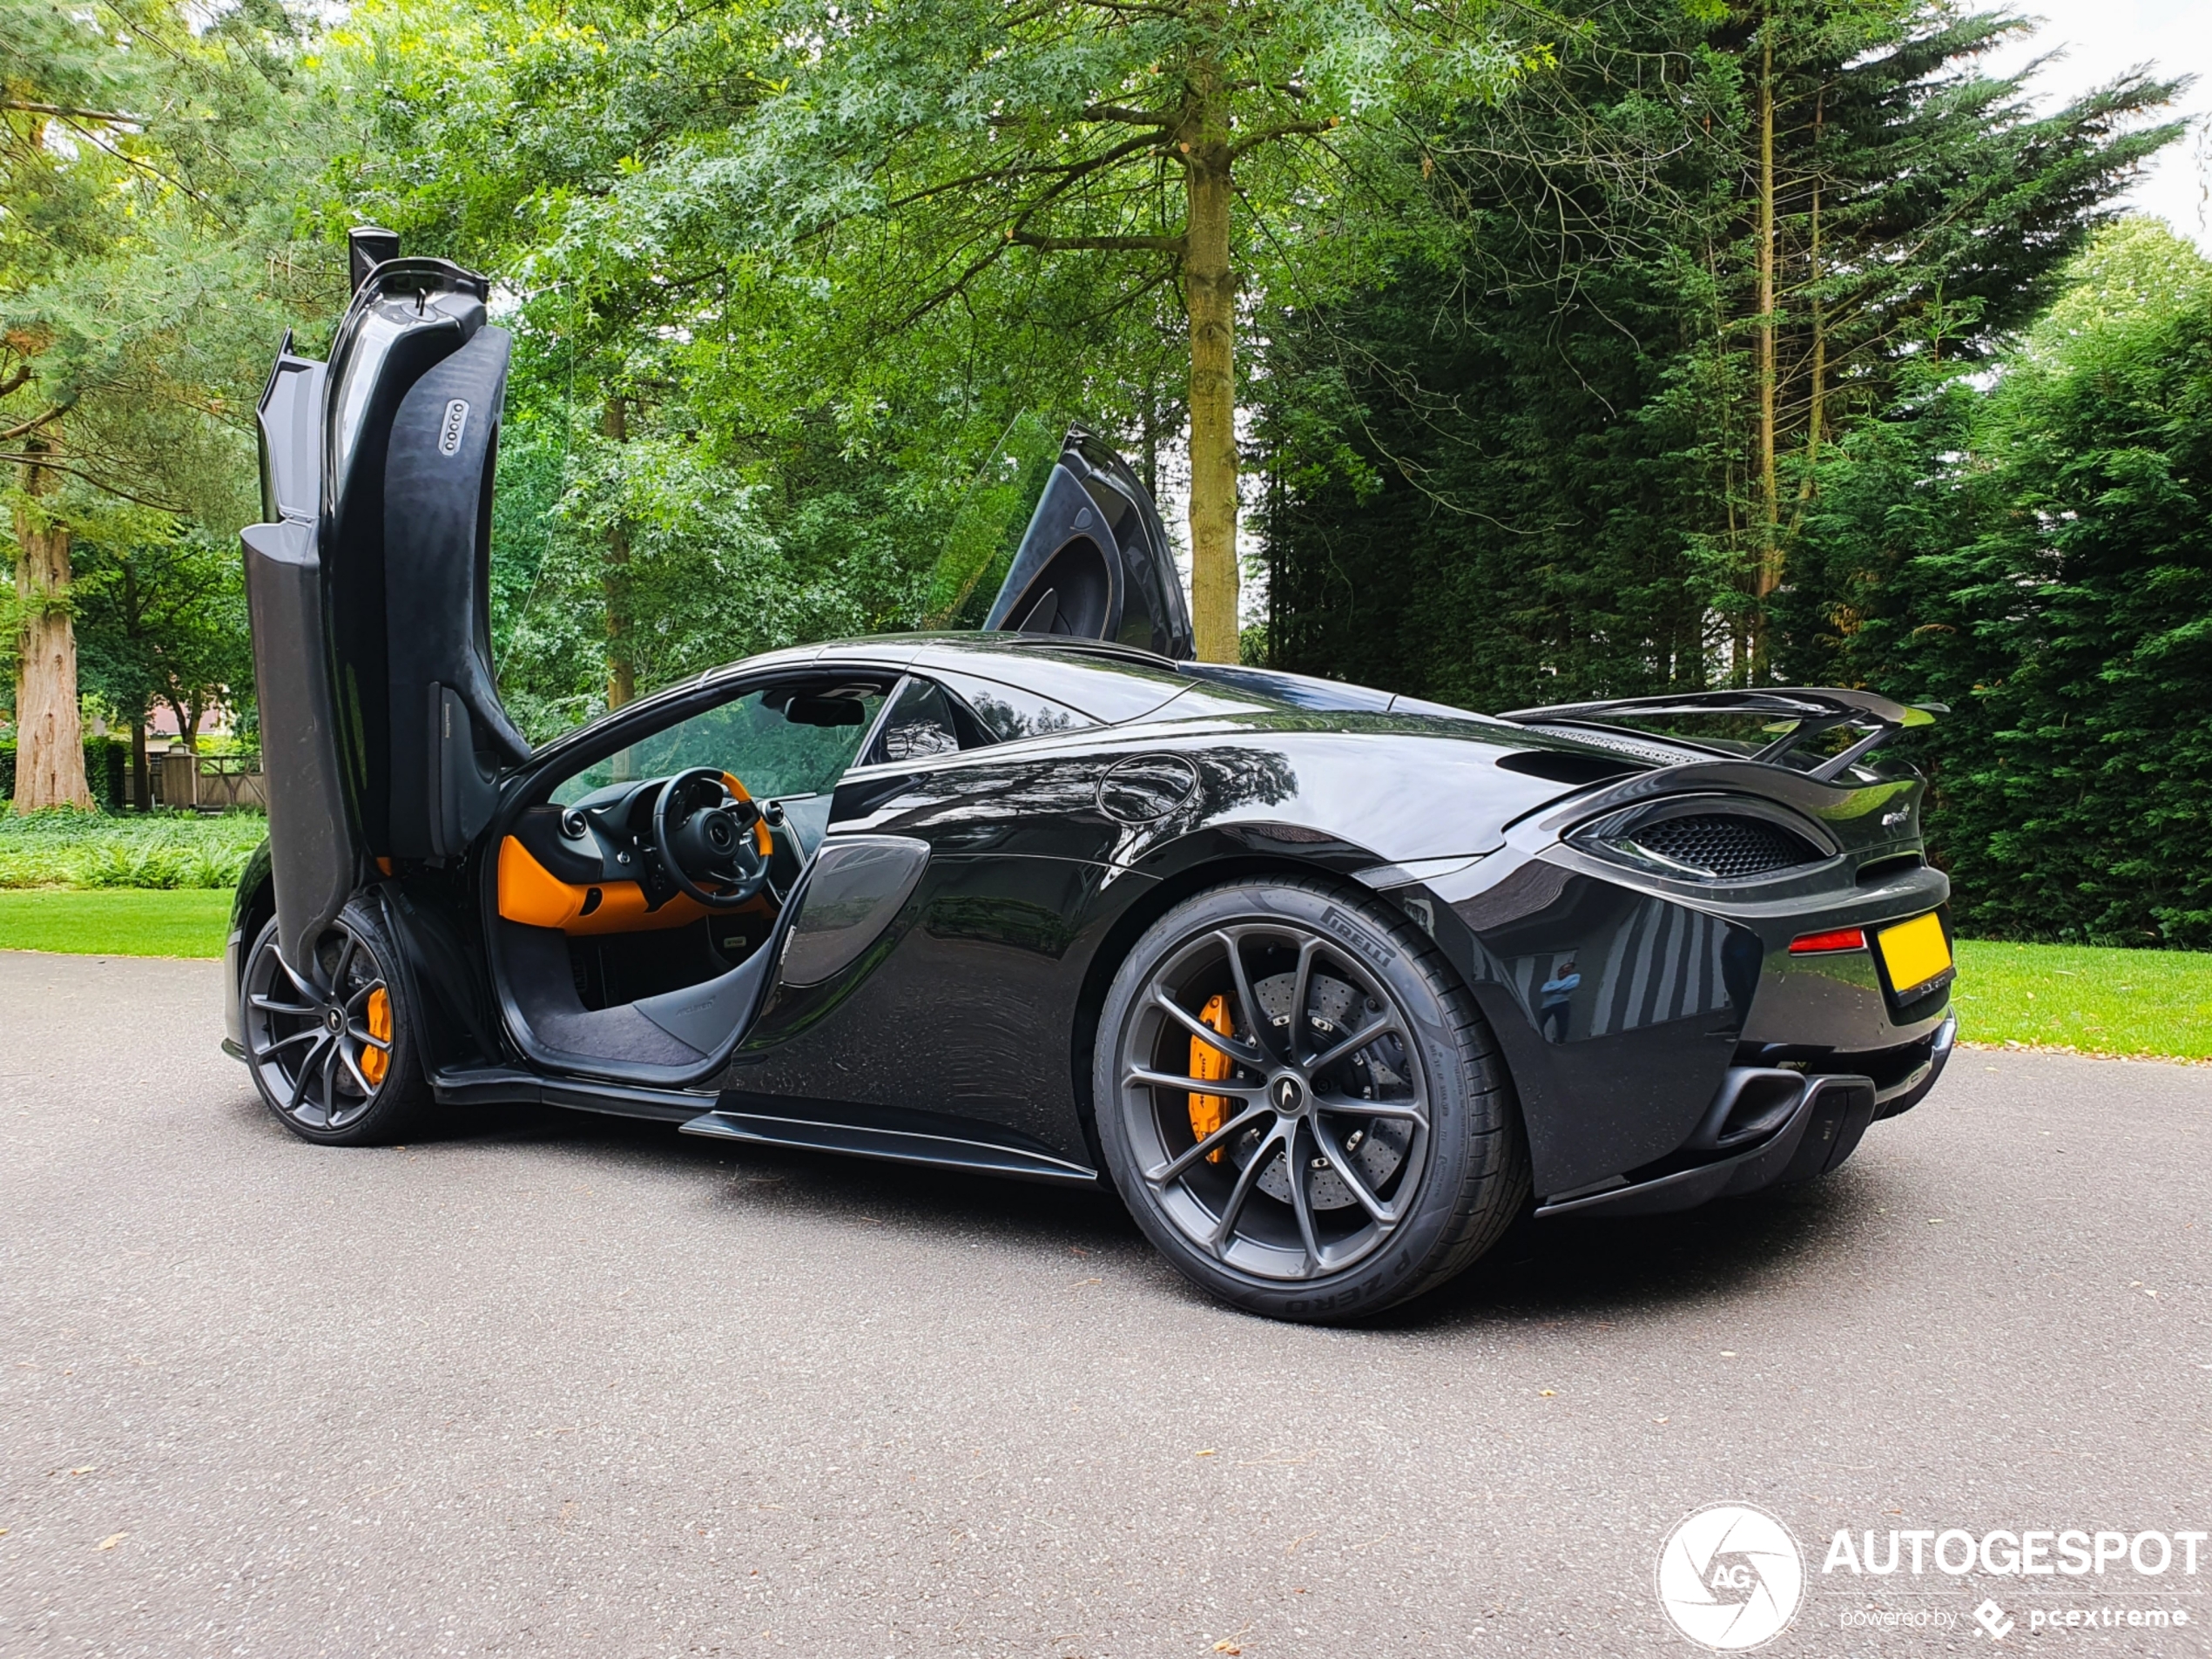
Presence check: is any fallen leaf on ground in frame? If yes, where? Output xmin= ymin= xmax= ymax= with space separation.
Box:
xmin=1537 ymin=1389 xmax=1556 ymax=1397
xmin=1195 ymin=1448 xmax=1216 ymax=1457
xmin=96 ymin=1533 xmax=127 ymax=1550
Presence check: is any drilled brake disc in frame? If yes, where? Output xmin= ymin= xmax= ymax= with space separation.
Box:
xmin=1225 ymin=969 xmax=1414 ymax=1210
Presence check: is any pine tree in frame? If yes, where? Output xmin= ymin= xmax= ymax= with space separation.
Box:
xmin=3 ymin=0 xmax=332 ymax=805
xmin=1256 ymin=0 xmax=2179 ymax=705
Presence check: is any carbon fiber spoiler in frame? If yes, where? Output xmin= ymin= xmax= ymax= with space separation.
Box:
xmin=1496 ymin=687 xmax=1944 ymax=782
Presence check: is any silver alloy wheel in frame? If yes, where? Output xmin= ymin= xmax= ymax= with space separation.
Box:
xmin=242 ymin=921 xmax=394 ymax=1133
xmin=1113 ymin=921 xmax=1433 ymax=1281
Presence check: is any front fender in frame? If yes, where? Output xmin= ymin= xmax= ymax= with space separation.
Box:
xmin=222 ymin=840 xmax=277 ymax=1055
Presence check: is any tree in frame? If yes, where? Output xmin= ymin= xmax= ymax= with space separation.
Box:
xmin=74 ymin=523 xmax=252 ymax=805
xmin=2 ymin=0 xmax=334 ymax=806
xmin=1256 ymin=0 xmax=2180 ymax=702
xmin=1809 ymin=220 xmax=2212 ymax=945
xmin=689 ymin=0 xmax=1547 ymax=661
xmin=328 ymin=0 xmax=1210 ymax=722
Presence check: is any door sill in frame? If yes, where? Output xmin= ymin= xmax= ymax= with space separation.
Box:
xmin=680 ymin=1107 xmax=1098 ymax=1186
xmin=429 ymin=1065 xmax=717 ymax=1123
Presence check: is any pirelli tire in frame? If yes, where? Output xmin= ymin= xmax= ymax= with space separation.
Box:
xmin=1095 ymin=876 xmax=1528 ymax=1324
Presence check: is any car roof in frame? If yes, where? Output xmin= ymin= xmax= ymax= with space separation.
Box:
xmin=806 ymin=631 xmax=1523 ymax=730
xmin=542 ymin=631 xmax=1509 ymax=765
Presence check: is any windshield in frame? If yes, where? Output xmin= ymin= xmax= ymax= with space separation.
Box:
xmin=550 ymin=685 xmax=887 ymax=806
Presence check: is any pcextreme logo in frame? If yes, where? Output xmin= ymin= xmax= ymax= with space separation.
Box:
xmin=1657 ymin=1503 xmax=1806 ymax=1650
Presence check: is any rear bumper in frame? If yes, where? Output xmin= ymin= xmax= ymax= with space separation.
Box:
xmin=1536 ymin=1015 xmax=1954 ymax=1218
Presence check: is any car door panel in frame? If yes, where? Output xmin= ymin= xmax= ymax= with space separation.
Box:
xmin=382 ymin=325 xmax=530 ymax=858
xmin=239 ymin=240 xmax=529 ymax=978
xmin=241 ymin=513 xmax=358 ymax=972
xmin=726 ymin=849 xmax=1125 ymax=1163
xmin=830 ymin=747 xmax=1123 ymax=863
xmin=950 ymin=428 xmax=1195 ymax=660
xmin=775 ymin=836 xmax=933 ymax=988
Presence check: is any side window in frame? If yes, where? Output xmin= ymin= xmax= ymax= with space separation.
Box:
xmin=931 ymin=669 xmax=1096 ymax=744
xmin=551 ymin=684 xmax=886 ymax=805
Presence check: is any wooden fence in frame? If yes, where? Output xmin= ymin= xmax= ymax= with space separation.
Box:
xmin=146 ymin=751 xmax=268 ymax=813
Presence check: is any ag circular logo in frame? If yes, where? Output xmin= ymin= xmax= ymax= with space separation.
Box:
xmin=1656 ymin=1502 xmax=1804 ymax=1650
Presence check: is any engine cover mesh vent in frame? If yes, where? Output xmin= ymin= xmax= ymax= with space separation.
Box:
xmin=1627 ymin=813 xmax=1822 ymax=880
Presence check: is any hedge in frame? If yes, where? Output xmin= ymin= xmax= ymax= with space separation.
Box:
xmin=0 ymin=738 xmax=133 ymax=812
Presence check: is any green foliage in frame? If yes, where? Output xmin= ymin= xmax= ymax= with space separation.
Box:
xmin=72 ymin=523 xmax=254 ymax=738
xmin=697 ymin=0 xmax=1543 ymax=333
xmin=0 ymin=736 xmax=129 ymax=807
xmin=1806 ymin=222 xmax=2212 ymax=947
xmin=1258 ymin=0 xmax=2178 ymax=704
xmin=1 ymin=0 xmax=347 ymax=526
xmin=0 ymin=806 xmax=265 ymax=887
xmin=327 ymin=0 xmax=1161 ymax=722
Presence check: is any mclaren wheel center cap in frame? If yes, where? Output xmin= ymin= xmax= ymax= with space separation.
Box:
xmin=324 ymin=1007 xmax=346 ymax=1034
xmin=1271 ymin=1074 xmax=1308 ymax=1116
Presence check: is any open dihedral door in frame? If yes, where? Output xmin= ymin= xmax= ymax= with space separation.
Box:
xmin=987 ymin=429 xmax=1193 ymax=659
xmin=240 ymin=228 xmax=529 ymax=974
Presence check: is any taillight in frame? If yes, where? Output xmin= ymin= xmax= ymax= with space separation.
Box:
xmin=1790 ymin=927 xmax=1866 ymax=954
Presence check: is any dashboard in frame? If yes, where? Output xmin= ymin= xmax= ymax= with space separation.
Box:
xmin=497 ymin=775 xmax=826 ymax=936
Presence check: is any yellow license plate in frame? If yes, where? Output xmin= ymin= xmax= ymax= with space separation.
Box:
xmin=1877 ymin=912 xmax=1952 ymax=994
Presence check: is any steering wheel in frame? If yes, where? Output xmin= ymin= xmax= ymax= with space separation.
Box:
xmin=651 ymin=767 xmax=772 ymax=910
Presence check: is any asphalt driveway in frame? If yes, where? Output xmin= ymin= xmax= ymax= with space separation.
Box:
xmin=2 ymin=951 xmax=2205 ymax=1656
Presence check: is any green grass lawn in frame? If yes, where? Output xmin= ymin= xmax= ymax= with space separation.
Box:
xmin=1951 ymin=939 xmax=2210 ymax=1062
xmin=0 ymin=886 xmax=2203 ymax=1060
xmin=0 ymin=887 xmax=235 ymax=958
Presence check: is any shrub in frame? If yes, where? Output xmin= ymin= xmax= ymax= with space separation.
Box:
xmin=0 ymin=809 xmax=266 ymax=890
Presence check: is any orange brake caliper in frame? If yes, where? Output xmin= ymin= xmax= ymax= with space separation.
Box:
xmin=361 ymin=987 xmax=392 ymax=1087
xmin=1189 ymin=994 xmax=1236 ymax=1160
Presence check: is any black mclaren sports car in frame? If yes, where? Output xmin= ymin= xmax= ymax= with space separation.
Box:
xmin=226 ymin=236 xmax=1957 ymax=1321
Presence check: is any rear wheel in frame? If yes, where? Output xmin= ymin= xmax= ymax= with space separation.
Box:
xmin=1095 ymin=877 xmax=1527 ymax=1323
xmin=240 ymin=898 xmax=429 ymax=1145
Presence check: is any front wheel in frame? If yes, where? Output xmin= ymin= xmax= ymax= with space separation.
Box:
xmin=1095 ymin=878 xmax=1527 ymax=1323
xmin=239 ymin=897 xmax=430 ymax=1145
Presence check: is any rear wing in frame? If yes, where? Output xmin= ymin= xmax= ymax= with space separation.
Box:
xmin=1495 ymin=687 xmax=1943 ymax=782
